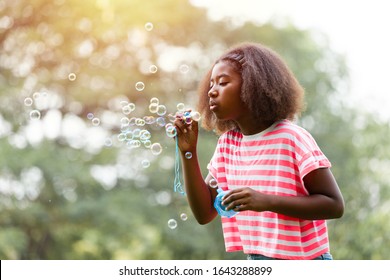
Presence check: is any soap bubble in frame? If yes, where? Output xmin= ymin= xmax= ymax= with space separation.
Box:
xmin=150 ymin=143 xmax=163 ymax=155
xmin=156 ymin=117 xmax=166 ymax=127
xmin=180 ymin=213 xmax=188 ymax=221
xmin=176 ymin=103 xmax=185 ymax=112
xmin=141 ymin=159 xmax=150 ymax=168
xmin=190 ymin=111 xmax=201 ymax=122
xmin=87 ymin=113 xmax=94 ymax=119
xmin=185 ymin=152 xmax=192 ymax=159
xmin=29 ymin=110 xmax=41 ymax=120
xmin=167 ymin=219 xmax=177 ymax=229
xmin=183 ymin=111 xmax=192 ymax=124
xmin=165 ymin=125 xmax=177 ymax=138
xmin=68 ymin=73 xmax=77 ymax=81
xmin=24 ymin=97 xmax=33 ymax=106
xmin=179 ymin=64 xmax=189 ymax=73
xmin=157 ymin=105 xmax=167 ymax=116
xmin=150 ymin=97 xmax=159 ymax=104
xmin=209 ymin=178 xmax=218 ymax=188
xmin=91 ymin=117 xmax=100 ymax=126
xmin=135 ymin=81 xmax=145 ymax=91
xmin=144 ymin=22 xmax=153 ymax=31
xmin=139 ymin=130 xmax=151 ymax=140
xmin=149 ymin=65 xmax=158 ymax=73
xmin=149 ymin=103 xmax=158 ymax=114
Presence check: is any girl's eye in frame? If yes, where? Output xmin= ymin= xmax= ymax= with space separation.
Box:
xmin=219 ymin=82 xmax=228 ymax=86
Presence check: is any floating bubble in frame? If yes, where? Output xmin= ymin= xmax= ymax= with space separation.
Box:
xmin=125 ymin=131 xmax=133 ymax=140
xmin=24 ymin=97 xmax=33 ymax=106
xmin=142 ymin=140 xmax=152 ymax=148
xmin=132 ymin=128 xmax=141 ymax=138
xmin=167 ymin=219 xmax=177 ymax=229
xmin=157 ymin=105 xmax=167 ymax=116
xmin=185 ymin=152 xmax=192 ymax=159
xmin=29 ymin=110 xmax=41 ymax=120
xmin=104 ymin=138 xmax=113 ymax=147
xmin=149 ymin=103 xmax=158 ymax=114
xmin=165 ymin=125 xmax=177 ymax=138
xmin=180 ymin=213 xmax=188 ymax=221
xmin=135 ymin=118 xmax=146 ymax=126
xmin=149 ymin=65 xmax=158 ymax=73
xmin=176 ymin=103 xmax=185 ymax=112
xmin=127 ymin=140 xmax=141 ymax=149
xmin=91 ymin=117 xmax=100 ymax=126
xmin=32 ymin=91 xmax=41 ymax=100
xmin=209 ymin=178 xmax=218 ymax=188
xmin=140 ymin=130 xmax=151 ymax=140
xmin=190 ymin=111 xmax=201 ymax=122
xmin=120 ymin=117 xmax=130 ymax=126
xmin=68 ymin=73 xmax=77 ymax=81
xmin=143 ymin=116 xmax=155 ymax=124
xmin=135 ymin=81 xmax=145 ymax=91
xmin=167 ymin=114 xmax=176 ymax=123
xmin=179 ymin=64 xmax=189 ymax=73
xmin=150 ymin=143 xmax=163 ymax=155
xmin=150 ymin=97 xmax=159 ymax=104
xmin=156 ymin=117 xmax=166 ymax=127
xmin=87 ymin=113 xmax=94 ymax=119
xmin=117 ymin=133 xmax=127 ymax=142
xmin=144 ymin=22 xmax=153 ymax=31
xmin=141 ymin=159 xmax=150 ymax=168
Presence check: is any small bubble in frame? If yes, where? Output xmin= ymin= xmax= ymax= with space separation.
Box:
xmin=179 ymin=64 xmax=189 ymax=73
xmin=120 ymin=117 xmax=130 ymax=126
xmin=185 ymin=152 xmax=192 ymax=159
xmin=149 ymin=65 xmax=158 ymax=73
xmin=156 ymin=117 xmax=166 ymax=127
xmin=150 ymin=143 xmax=163 ymax=155
xmin=167 ymin=219 xmax=177 ymax=229
xmin=87 ymin=113 xmax=94 ymax=120
xmin=190 ymin=111 xmax=201 ymax=122
xmin=209 ymin=178 xmax=218 ymax=188
xmin=141 ymin=159 xmax=150 ymax=168
xmin=165 ymin=125 xmax=177 ymax=138
xmin=150 ymin=97 xmax=159 ymax=104
xmin=68 ymin=73 xmax=77 ymax=81
xmin=157 ymin=105 xmax=167 ymax=116
xmin=149 ymin=103 xmax=158 ymax=114
xmin=139 ymin=130 xmax=151 ymax=140
xmin=104 ymin=138 xmax=113 ymax=147
xmin=29 ymin=110 xmax=41 ymax=120
xmin=24 ymin=97 xmax=33 ymax=106
xmin=135 ymin=81 xmax=145 ymax=91
xmin=145 ymin=22 xmax=153 ymax=31
xmin=180 ymin=213 xmax=188 ymax=221
xmin=91 ymin=117 xmax=100 ymax=126
xmin=176 ymin=103 xmax=185 ymax=112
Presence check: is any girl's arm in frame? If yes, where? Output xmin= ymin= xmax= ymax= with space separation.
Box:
xmin=222 ymin=167 xmax=344 ymax=220
xmin=174 ymin=117 xmax=218 ymax=224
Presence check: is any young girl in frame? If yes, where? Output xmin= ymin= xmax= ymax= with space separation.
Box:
xmin=174 ymin=42 xmax=344 ymax=260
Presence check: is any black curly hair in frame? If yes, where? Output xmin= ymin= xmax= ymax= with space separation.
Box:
xmin=197 ymin=42 xmax=305 ymax=134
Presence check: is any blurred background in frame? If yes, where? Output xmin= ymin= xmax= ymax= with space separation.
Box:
xmin=0 ymin=0 xmax=389 ymax=260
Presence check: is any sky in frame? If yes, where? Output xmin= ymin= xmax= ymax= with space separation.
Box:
xmin=191 ymin=0 xmax=390 ymax=121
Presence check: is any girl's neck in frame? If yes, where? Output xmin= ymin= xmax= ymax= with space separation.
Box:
xmin=237 ymin=119 xmax=275 ymax=136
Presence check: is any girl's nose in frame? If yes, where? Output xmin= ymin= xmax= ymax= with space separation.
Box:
xmin=208 ymin=88 xmax=217 ymax=98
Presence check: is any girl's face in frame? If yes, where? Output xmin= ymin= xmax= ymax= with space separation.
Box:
xmin=208 ymin=61 xmax=246 ymax=122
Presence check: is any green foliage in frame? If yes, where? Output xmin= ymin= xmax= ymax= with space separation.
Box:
xmin=1 ymin=0 xmax=389 ymax=260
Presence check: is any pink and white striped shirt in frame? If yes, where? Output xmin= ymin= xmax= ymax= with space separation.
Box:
xmin=207 ymin=120 xmax=332 ymax=259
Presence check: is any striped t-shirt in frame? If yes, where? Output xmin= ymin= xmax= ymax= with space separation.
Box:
xmin=207 ymin=120 xmax=332 ymax=260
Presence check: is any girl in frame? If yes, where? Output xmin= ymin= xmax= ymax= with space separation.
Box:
xmin=174 ymin=42 xmax=344 ymax=260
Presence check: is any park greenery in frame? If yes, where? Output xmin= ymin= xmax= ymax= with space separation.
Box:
xmin=0 ymin=0 xmax=389 ymax=260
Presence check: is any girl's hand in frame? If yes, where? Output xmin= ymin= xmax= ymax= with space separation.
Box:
xmin=222 ymin=188 xmax=268 ymax=212
xmin=173 ymin=111 xmax=199 ymax=153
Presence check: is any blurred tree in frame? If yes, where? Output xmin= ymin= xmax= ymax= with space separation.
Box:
xmin=0 ymin=0 xmax=389 ymax=260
